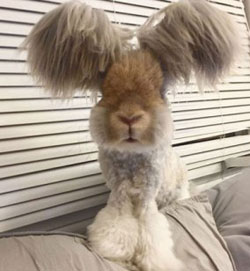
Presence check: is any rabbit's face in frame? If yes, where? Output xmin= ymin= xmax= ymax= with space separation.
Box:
xmin=90 ymin=50 xmax=173 ymax=152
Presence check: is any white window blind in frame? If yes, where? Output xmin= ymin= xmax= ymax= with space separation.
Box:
xmin=0 ymin=0 xmax=249 ymax=233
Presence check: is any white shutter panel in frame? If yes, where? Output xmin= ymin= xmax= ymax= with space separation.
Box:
xmin=0 ymin=0 xmax=249 ymax=234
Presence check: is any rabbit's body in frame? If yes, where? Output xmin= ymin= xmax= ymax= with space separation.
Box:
xmin=88 ymin=145 xmax=188 ymax=271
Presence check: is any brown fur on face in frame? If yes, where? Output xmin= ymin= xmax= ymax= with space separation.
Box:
xmin=90 ymin=50 xmax=173 ymax=151
xmin=101 ymin=50 xmax=164 ymax=109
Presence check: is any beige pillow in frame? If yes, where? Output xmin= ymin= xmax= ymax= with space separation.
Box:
xmin=0 ymin=195 xmax=235 ymax=271
xmin=162 ymin=194 xmax=236 ymax=271
xmin=208 ymin=169 xmax=250 ymax=271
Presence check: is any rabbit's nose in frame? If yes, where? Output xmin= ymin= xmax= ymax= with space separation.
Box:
xmin=118 ymin=114 xmax=143 ymax=126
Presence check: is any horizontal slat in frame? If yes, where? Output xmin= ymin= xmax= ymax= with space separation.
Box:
xmin=172 ymin=98 xmax=250 ymax=111
xmin=178 ymin=135 xmax=250 ymax=169
xmin=0 ymin=142 xmax=97 ymax=167
xmin=0 ymin=132 xmax=91 ymax=153
xmin=218 ymin=76 xmax=250 ymax=83
xmin=0 ymin=99 xmax=93 ymax=112
xmin=0 ymin=174 xmax=104 ymax=206
xmin=0 ymin=109 xmax=91 ymax=126
xmin=210 ymin=0 xmax=244 ymax=8
xmin=211 ymin=2 xmax=245 ymax=15
xmin=170 ymin=90 xmax=250 ymax=103
xmin=0 ymin=193 xmax=108 ymax=232
xmin=0 ymin=35 xmax=24 ymax=47
xmin=188 ymin=163 xmax=222 ymax=180
xmin=0 ymin=122 xmax=89 ymax=139
xmin=0 ymin=87 xmax=49 ymax=99
xmin=0 ymin=9 xmax=42 ymax=24
xmin=187 ymin=149 xmax=250 ymax=170
xmin=174 ymin=121 xmax=250 ymax=140
xmin=0 ymin=152 xmax=98 ymax=179
xmin=173 ymin=105 xmax=250 ymax=121
xmin=176 ymin=134 xmax=250 ymax=156
xmin=185 ymin=141 xmax=250 ymax=166
xmin=0 ymin=48 xmax=26 ymax=60
xmin=173 ymin=128 xmax=248 ymax=144
xmin=0 ymin=61 xmax=27 ymax=73
xmin=0 ymin=0 xmax=58 ymax=13
xmin=173 ymin=83 xmax=250 ymax=93
xmin=175 ymin=113 xmax=250 ymax=130
xmin=0 ymin=22 xmax=31 ymax=36
xmin=0 ymin=162 xmax=101 ymax=193
xmin=172 ymin=82 xmax=250 ymax=97
xmin=0 ymin=87 xmax=86 ymax=99
xmin=0 ymin=74 xmax=34 ymax=85
xmin=0 ymin=184 xmax=108 ymax=220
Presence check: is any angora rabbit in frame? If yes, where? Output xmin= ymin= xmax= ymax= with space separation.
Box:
xmin=23 ymin=0 xmax=240 ymax=270
xmin=88 ymin=50 xmax=188 ymax=270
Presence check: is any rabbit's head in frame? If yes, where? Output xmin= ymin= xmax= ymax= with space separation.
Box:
xmin=90 ymin=50 xmax=173 ymax=152
xmin=23 ymin=0 xmax=241 ymax=152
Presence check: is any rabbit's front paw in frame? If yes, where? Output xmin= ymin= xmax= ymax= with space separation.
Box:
xmin=87 ymin=205 xmax=138 ymax=263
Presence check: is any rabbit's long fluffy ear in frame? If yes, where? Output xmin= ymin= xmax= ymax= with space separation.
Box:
xmin=22 ymin=0 xmax=133 ymax=97
xmin=137 ymin=0 xmax=241 ymax=91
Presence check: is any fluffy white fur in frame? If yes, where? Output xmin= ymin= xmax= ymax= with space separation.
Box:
xmin=89 ymin=198 xmax=183 ymax=271
xmin=88 ymin=102 xmax=188 ymax=271
xmin=135 ymin=201 xmax=183 ymax=271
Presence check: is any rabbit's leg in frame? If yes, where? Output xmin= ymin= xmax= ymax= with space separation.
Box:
xmin=134 ymin=201 xmax=183 ymax=271
xmin=87 ymin=181 xmax=138 ymax=267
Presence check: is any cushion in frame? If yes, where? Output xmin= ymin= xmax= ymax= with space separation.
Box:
xmin=0 ymin=195 xmax=235 ymax=271
xmin=207 ymin=169 xmax=250 ymax=271
xmin=0 ymin=232 xmax=126 ymax=271
xmin=162 ymin=194 xmax=235 ymax=271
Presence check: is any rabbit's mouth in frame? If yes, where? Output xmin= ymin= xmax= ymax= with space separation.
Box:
xmin=125 ymin=137 xmax=138 ymax=143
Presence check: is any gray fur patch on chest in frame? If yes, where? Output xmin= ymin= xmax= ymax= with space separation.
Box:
xmin=108 ymin=151 xmax=154 ymax=179
xmin=98 ymin=145 xmax=188 ymax=208
xmin=100 ymin=148 xmax=165 ymax=202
